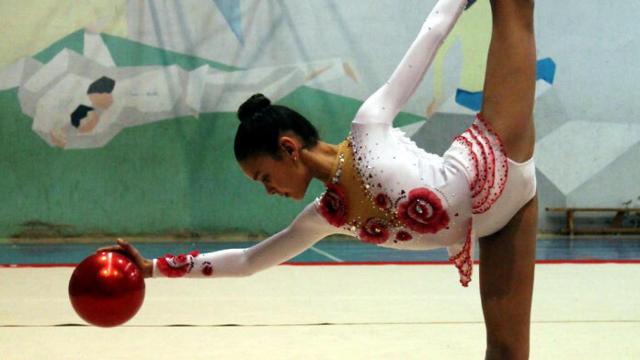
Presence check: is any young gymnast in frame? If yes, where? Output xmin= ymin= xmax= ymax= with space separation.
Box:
xmin=104 ymin=0 xmax=538 ymax=357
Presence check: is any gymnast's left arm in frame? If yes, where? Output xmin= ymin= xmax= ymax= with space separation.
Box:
xmin=104 ymin=203 xmax=335 ymax=279
xmin=353 ymin=0 xmax=466 ymax=125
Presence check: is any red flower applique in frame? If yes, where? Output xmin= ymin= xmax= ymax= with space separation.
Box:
xmin=319 ymin=183 xmax=348 ymax=227
xmin=156 ymin=251 xmax=200 ymax=278
xmin=395 ymin=231 xmax=413 ymax=242
xmin=175 ymin=254 xmax=187 ymax=264
xmin=202 ymin=264 xmax=214 ymax=276
xmin=374 ymin=193 xmax=392 ymax=209
xmin=358 ymin=217 xmax=390 ymax=244
xmin=397 ymin=188 xmax=450 ymax=234
xmin=156 ymin=254 xmax=189 ymax=278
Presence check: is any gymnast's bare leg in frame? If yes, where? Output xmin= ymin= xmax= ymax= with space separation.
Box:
xmin=478 ymin=0 xmax=538 ymax=359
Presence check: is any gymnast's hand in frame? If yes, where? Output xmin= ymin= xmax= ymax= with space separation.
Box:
xmin=97 ymin=238 xmax=153 ymax=278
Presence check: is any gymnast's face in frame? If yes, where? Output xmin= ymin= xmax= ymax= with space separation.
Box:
xmin=239 ymin=138 xmax=312 ymax=201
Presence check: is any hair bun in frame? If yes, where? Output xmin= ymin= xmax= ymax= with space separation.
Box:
xmin=237 ymin=93 xmax=271 ymax=123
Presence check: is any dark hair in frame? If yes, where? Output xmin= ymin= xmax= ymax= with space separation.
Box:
xmin=70 ymin=105 xmax=94 ymax=128
xmin=87 ymin=76 xmax=116 ymax=94
xmin=234 ymin=94 xmax=319 ymax=161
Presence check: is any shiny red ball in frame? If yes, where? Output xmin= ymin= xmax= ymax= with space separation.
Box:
xmin=68 ymin=251 xmax=145 ymax=327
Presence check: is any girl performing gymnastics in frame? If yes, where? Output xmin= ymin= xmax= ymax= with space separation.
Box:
xmin=104 ymin=0 xmax=538 ymax=357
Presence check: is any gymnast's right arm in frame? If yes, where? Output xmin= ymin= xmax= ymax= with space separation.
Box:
xmin=101 ymin=203 xmax=334 ymax=279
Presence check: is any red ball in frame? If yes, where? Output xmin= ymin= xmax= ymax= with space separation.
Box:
xmin=68 ymin=251 xmax=145 ymax=327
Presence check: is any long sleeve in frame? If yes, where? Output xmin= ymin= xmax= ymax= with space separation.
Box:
xmin=152 ymin=203 xmax=336 ymax=278
xmin=353 ymin=0 xmax=466 ymax=125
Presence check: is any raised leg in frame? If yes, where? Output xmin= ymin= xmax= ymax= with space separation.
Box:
xmin=478 ymin=1 xmax=538 ymax=357
xmin=479 ymin=196 xmax=538 ymax=359
xmin=480 ymin=0 xmax=536 ymax=162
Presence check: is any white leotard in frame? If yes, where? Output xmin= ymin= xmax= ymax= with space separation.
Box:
xmin=152 ymin=0 xmax=536 ymax=286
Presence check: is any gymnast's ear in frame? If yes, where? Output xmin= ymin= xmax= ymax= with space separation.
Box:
xmin=278 ymin=136 xmax=300 ymax=159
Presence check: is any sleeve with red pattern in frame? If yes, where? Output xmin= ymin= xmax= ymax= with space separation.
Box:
xmin=152 ymin=203 xmax=335 ymax=278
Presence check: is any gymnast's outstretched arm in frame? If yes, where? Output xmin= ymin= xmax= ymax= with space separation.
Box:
xmin=353 ymin=0 xmax=467 ymax=125
xmin=100 ymin=203 xmax=335 ymax=278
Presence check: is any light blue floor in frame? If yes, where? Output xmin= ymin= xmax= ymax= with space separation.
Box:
xmin=2 ymin=237 xmax=640 ymax=265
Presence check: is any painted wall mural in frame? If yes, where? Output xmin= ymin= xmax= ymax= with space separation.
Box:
xmin=16 ymin=32 xmax=355 ymax=149
xmin=1 ymin=0 xmax=638 ymax=236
